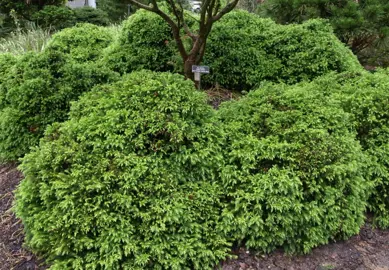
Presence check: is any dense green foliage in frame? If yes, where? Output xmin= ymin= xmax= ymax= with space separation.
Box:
xmin=258 ymin=0 xmax=389 ymax=67
xmin=73 ymin=7 xmax=110 ymax=26
xmin=297 ymin=70 xmax=389 ymax=228
xmin=7 ymin=7 xmax=389 ymax=269
xmin=32 ymin=6 xmax=110 ymax=30
xmin=0 ymin=1 xmax=66 ymax=36
xmin=31 ymin=5 xmax=76 ymax=30
xmin=217 ymin=82 xmax=370 ymax=253
xmin=16 ymin=71 xmax=230 ymax=269
xmin=343 ymin=71 xmax=389 ymax=228
xmin=0 ymin=50 xmax=118 ymax=161
xmin=45 ymin=23 xmax=113 ymax=62
xmin=100 ymin=10 xmax=175 ymax=75
xmin=97 ymin=0 xmax=132 ymax=22
xmin=202 ymin=11 xmax=362 ymax=90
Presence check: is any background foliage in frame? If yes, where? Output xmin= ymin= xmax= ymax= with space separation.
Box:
xmin=100 ymin=10 xmax=175 ymax=75
xmin=257 ymin=0 xmax=389 ymax=67
xmin=202 ymin=10 xmax=362 ymax=90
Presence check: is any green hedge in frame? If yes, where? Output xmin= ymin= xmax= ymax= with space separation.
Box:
xmin=217 ymin=82 xmax=369 ymax=253
xmin=16 ymin=71 xmax=230 ymax=269
xmin=0 ymin=50 xmax=118 ymax=161
xmin=100 ymin=10 xmax=175 ymax=75
xmin=45 ymin=23 xmax=114 ymax=62
xmin=202 ymin=11 xmax=362 ymax=90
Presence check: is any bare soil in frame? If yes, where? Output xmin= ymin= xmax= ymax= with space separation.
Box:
xmin=1 ymin=163 xmax=389 ymax=270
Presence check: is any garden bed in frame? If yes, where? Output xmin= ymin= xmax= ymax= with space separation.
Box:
xmin=1 ymin=163 xmax=389 ymax=270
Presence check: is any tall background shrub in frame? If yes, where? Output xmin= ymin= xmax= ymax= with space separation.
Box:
xmin=100 ymin=10 xmax=175 ymax=75
xmin=202 ymin=11 xmax=362 ymax=90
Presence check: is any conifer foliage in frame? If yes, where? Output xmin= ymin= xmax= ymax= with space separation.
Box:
xmin=45 ymin=23 xmax=114 ymax=62
xmin=202 ymin=11 xmax=362 ymax=90
xmin=0 ymin=50 xmax=118 ymax=161
xmin=16 ymin=71 xmax=230 ymax=269
xmin=302 ymin=70 xmax=389 ymax=229
xmin=101 ymin=10 xmax=175 ymax=75
xmin=217 ymin=82 xmax=370 ymax=253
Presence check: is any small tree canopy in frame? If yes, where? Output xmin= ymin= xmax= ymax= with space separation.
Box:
xmin=126 ymin=0 xmax=239 ymax=80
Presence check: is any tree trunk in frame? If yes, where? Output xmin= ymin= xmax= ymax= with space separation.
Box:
xmin=184 ymin=54 xmax=196 ymax=81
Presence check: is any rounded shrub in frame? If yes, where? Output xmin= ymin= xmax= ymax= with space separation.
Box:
xmin=0 ymin=50 xmax=118 ymax=161
xmin=45 ymin=23 xmax=114 ymax=62
xmin=100 ymin=10 xmax=175 ymax=75
xmin=306 ymin=70 xmax=389 ymax=228
xmin=202 ymin=10 xmax=362 ymax=90
xmin=15 ymin=71 xmax=230 ymax=269
xmin=217 ymin=82 xmax=369 ymax=253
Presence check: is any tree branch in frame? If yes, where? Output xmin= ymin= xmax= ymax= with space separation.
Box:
xmin=127 ymin=0 xmax=188 ymax=59
xmin=127 ymin=0 xmax=154 ymax=12
xmin=212 ymin=0 xmax=239 ymax=22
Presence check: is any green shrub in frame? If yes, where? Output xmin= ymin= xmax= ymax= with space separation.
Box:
xmin=217 ymin=82 xmax=369 ymax=253
xmin=101 ymin=10 xmax=175 ymax=74
xmin=16 ymin=71 xmax=230 ymax=269
xmin=73 ymin=7 xmax=110 ymax=26
xmin=0 ymin=50 xmax=118 ymax=161
xmin=45 ymin=23 xmax=114 ymax=62
xmin=202 ymin=11 xmax=362 ymax=90
xmin=32 ymin=5 xmax=76 ymax=30
xmin=303 ymin=70 xmax=389 ymax=228
xmin=0 ymin=53 xmax=17 ymax=105
xmin=0 ymin=53 xmax=17 ymax=82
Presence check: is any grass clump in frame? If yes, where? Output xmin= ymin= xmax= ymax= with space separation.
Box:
xmin=0 ymin=25 xmax=52 ymax=55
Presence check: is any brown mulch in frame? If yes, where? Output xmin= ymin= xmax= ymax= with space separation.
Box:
xmin=221 ymin=226 xmax=389 ymax=270
xmin=0 ymin=164 xmax=44 ymax=270
xmin=2 ymin=163 xmax=389 ymax=270
xmin=205 ymin=86 xmax=242 ymax=109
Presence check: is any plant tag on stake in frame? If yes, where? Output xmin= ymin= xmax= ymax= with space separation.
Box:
xmin=192 ymin=65 xmax=210 ymax=90
xmin=192 ymin=65 xmax=210 ymax=74
xmin=194 ymin=72 xmax=201 ymax=81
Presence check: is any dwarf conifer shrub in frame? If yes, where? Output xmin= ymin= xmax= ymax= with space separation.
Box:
xmin=0 ymin=53 xmax=17 ymax=104
xmin=0 ymin=50 xmax=118 ymax=161
xmin=16 ymin=71 xmax=230 ymax=269
xmin=101 ymin=10 xmax=175 ymax=74
xmin=45 ymin=23 xmax=114 ymax=62
xmin=217 ymin=83 xmax=369 ymax=253
xmin=202 ymin=11 xmax=362 ymax=90
xmin=306 ymin=70 xmax=389 ymax=228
